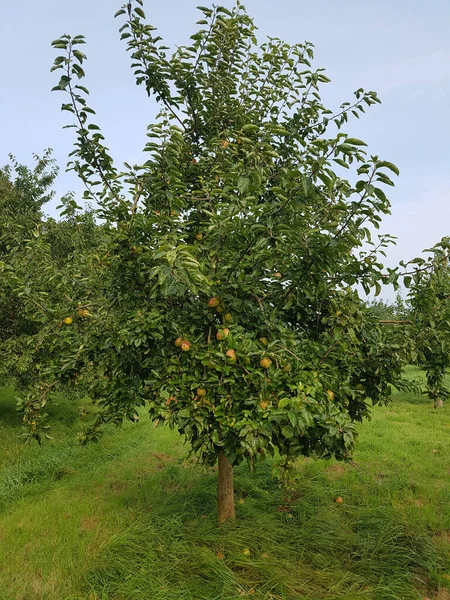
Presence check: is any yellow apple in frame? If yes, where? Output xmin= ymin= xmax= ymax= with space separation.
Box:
xmin=260 ymin=357 xmax=272 ymax=369
xmin=216 ymin=328 xmax=230 ymax=341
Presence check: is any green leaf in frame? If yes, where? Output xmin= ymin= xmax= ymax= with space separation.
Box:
xmin=134 ymin=7 xmax=146 ymax=18
xmin=333 ymin=158 xmax=349 ymax=169
xmin=237 ymin=177 xmax=250 ymax=195
xmin=281 ymin=425 xmax=295 ymax=439
xmin=73 ymin=50 xmax=87 ymax=63
xmin=376 ymin=173 xmax=395 ymax=187
xmin=58 ymin=75 xmax=70 ymax=90
xmin=345 ymin=138 xmax=367 ymax=147
xmin=74 ymin=85 xmax=90 ymax=95
xmin=373 ymin=187 xmax=387 ymax=202
xmin=217 ymin=6 xmax=232 ymax=16
xmin=241 ymin=124 xmax=260 ymax=134
xmin=376 ymin=161 xmax=400 ymax=176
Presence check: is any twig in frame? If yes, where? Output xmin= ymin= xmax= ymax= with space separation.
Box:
xmin=379 ymin=320 xmax=414 ymax=325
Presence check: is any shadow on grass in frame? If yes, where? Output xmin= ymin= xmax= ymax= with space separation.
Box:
xmin=0 ymin=385 xmax=88 ymax=427
xmin=0 ymin=387 xmax=23 ymax=426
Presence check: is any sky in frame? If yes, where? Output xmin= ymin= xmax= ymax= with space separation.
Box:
xmin=1 ymin=0 xmax=449 ymax=300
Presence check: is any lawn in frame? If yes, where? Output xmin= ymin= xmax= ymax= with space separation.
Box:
xmin=0 ymin=368 xmax=449 ymax=600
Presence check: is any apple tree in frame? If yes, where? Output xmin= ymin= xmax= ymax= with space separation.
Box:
xmin=0 ymin=153 xmax=102 ymax=433
xmin=405 ymin=239 xmax=450 ymax=408
xmin=42 ymin=0 xmax=406 ymax=521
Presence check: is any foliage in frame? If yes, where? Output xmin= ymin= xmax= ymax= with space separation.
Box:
xmin=367 ymin=293 xmax=409 ymax=321
xmin=0 ymin=152 xmax=64 ymax=376
xmin=0 ymin=151 xmax=57 ymax=255
xmin=406 ymin=238 xmax=450 ymax=407
xmin=0 ymin=155 xmax=103 ymax=438
xmin=41 ymin=0 xmax=409 ymax=475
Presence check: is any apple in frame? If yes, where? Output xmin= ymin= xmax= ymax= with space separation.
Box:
xmin=327 ymin=390 xmax=335 ymax=401
xmin=282 ymin=364 xmax=291 ymax=373
xmin=335 ymin=496 xmax=343 ymax=504
xmin=208 ymin=297 xmax=220 ymax=308
xmin=197 ymin=387 xmax=207 ymax=397
xmin=216 ymin=328 xmax=230 ymax=341
xmin=226 ymin=349 xmax=236 ymax=360
xmin=175 ymin=337 xmax=183 ymax=347
xmin=195 ymin=233 xmax=203 ymax=241
xmin=224 ymin=312 xmax=233 ymax=322
xmin=63 ymin=316 xmax=73 ymax=325
xmin=274 ymin=272 xmax=282 ymax=278
xmin=260 ymin=357 xmax=272 ymax=369
xmin=181 ymin=340 xmax=191 ymax=352
xmin=259 ymin=337 xmax=268 ymax=346
xmin=242 ymin=547 xmax=251 ymax=557
xmin=259 ymin=400 xmax=269 ymax=410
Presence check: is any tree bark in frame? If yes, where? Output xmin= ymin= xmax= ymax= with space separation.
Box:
xmin=217 ymin=452 xmax=235 ymax=523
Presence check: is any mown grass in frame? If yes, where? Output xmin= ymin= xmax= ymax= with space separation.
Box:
xmin=0 ymin=369 xmax=449 ymax=600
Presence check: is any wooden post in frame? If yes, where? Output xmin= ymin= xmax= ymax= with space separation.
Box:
xmin=217 ymin=452 xmax=235 ymax=523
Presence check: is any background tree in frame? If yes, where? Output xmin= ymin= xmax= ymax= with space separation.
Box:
xmin=0 ymin=154 xmax=103 ymax=436
xmin=406 ymin=239 xmax=450 ymax=407
xmin=366 ymin=293 xmax=409 ymax=322
xmin=14 ymin=0 xmax=409 ymax=522
xmin=0 ymin=152 xmax=59 ymax=383
xmin=0 ymin=151 xmax=56 ymax=255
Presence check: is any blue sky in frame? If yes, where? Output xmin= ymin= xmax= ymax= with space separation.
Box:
xmin=1 ymin=0 xmax=449 ymax=299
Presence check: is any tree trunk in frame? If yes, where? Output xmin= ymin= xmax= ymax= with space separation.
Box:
xmin=217 ymin=452 xmax=235 ymax=523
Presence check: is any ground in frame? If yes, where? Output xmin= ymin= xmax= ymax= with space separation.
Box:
xmin=0 ymin=367 xmax=449 ymax=599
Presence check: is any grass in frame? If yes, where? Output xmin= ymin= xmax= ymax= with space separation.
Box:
xmin=0 ymin=369 xmax=449 ymax=599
